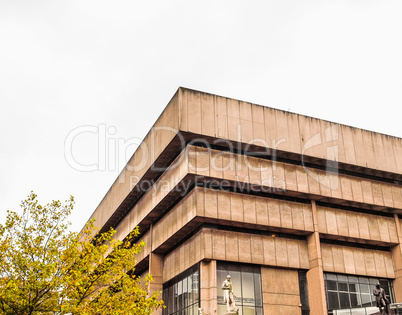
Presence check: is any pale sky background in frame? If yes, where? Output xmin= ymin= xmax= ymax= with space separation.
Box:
xmin=0 ymin=0 xmax=401 ymax=232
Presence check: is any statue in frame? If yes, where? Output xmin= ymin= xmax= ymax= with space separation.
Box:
xmin=373 ymin=283 xmax=389 ymax=315
xmin=221 ymin=275 xmax=238 ymax=314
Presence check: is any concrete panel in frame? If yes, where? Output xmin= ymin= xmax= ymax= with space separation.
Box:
xmin=378 ymin=217 xmax=391 ymax=243
xmin=357 ymin=214 xmax=370 ymax=240
xmin=222 ymin=153 xmax=236 ymax=181
xmin=261 ymin=267 xmax=301 ymax=315
xmin=296 ymin=166 xmax=309 ymax=193
xmin=275 ymin=238 xmax=289 ymax=267
xmin=347 ymin=213 xmax=360 ymax=238
xmin=218 ymin=191 xmax=231 ymax=220
xmin=287 ymin=113 xmax=302 ymax=154
xmin=238 ymin=233 xmax=252 ymax=263
xmin=353 ymin=250 xmax=366 ymax=275
xmin=187 ymin=89 xmax=202 ymax=134
xmin=243 ymin=195 xmax=257 ymax=225
xmin=287 ymin=240 xmax=300 ymax=268
xmin=227 ymin=98 xmax=240 ymax=141
xmin=331 ymin=246 xmax=345 ymax=274
xmin=317 ymin=208 xmax=327 ymax=234
xmin=247 ymin=156 xmax=261 ymax=185
xmin=284 ymin=164 xmax=298 ymax=192
xmin=279 ymin=201 xmax=293 ymax=229
xmin=255 ymin=198 xmax=269 ymax=226
xmin=292 ymin=202 xmax=305 ymax=231
xmin=303 ymin=204 xmax=314 ymax=232
xmin=367 ymin=218 xmax=380 ymax=241
xmin=251 ymin=104 xmax=265 ymax=141
xmin=373 ymin=252 xmax=386 ymax=278
xmin=239 ymin=101 xmax=253 ymax=143
xmin=352 ymin=128 xmax=367 ymax=169
xmin=364 ymin=251 xmax=376 ymax=277
xmin=299 ymin=241 xmax=310 ymax=269
xmin=362 ymin=131 xmax=377 ymax=169
xmin=336 ymin=211 xmax=349 ymax=236
xmin=325 ymin=208 xmax=338 ymax=235
xmin=321 ymin=245 xmax=334 ymax=272
xmin=215 ymin=95 xmax=228 ymax=139
xmin=372 ymin=182 xmax=385 ymax=206
xmin=322 ymin=243 xmax=394 ymax=278
xmin=230 ymin=193 xmax=244 ymax=223
xmin=212 ymin=230 xmax=226 ymax=260
xmin=263 ymin=107 xmax=278 ymax=144
xmin=383 ymin=134 xmax=397 ymax=173
xmin=204 ymin=189 xmax=218 ymax=219
xmin=224 ymin=231 xmax=239 ymax=262
xmin=382 ymin=185 xmax=395 ymax=208
xmin=263 ymin=237 xmax=277 ymax=266
xmin=341 ymin=126 xmax=356 ymax=168
xmin=340 ymin=176 xmax=353 ymax=201
xmin=268 ymin=199 xmax=281 ymax=227
xmin=201 ymin=92 xmax=215 ymax=137
xmin=235 ymin=154 xmax=249 ymax=183
xmin=275 ymin=110 xmax=290 ymax=152
xmin=250 ymin=234 xmax=264 ymax=264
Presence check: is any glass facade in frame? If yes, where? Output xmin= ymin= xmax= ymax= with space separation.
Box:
xmin=324 ymin=273 xmax=394 ymax=315
xmin=162 ymin=264 xmax=199 ymax=315
xmin=217 ymin=262 xmax=263 ymax=315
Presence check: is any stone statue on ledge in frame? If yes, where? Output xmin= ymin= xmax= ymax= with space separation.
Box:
xmin=373 ymin=283 xmax=389 ymax=315
xmin=221 ymin=275 xmax=238 ymax=315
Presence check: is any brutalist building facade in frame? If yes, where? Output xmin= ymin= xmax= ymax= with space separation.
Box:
xmin=85 ymin=88 xmax=402 ymax=315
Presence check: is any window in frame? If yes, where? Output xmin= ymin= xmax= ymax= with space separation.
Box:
xmin=163 ymin=264 xmax=199 ymax=315
xmin=299 ymin=270 xmax=310 ymax=315
xmin=217 ymin=262 xmax=263 ymax=315
xmin=324 ymin=273 xmax=394 ymax=315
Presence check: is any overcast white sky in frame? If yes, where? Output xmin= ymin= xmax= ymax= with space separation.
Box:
xmin=0 ymin=0 xmax=401 ymax=232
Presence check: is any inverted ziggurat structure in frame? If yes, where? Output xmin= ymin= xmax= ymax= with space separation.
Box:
xmin=85 ymin=88 xmax=402 ymax=315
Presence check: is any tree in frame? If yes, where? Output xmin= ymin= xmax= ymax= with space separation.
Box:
xmin=0 ymin=192 xmax=163 ymax=315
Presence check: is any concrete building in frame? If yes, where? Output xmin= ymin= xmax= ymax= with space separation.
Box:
xmin=86 ymin=88 xmax=402 ymax=315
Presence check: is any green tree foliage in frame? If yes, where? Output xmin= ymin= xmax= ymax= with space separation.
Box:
xmin=0 ymin=192 xmax=163 ymax=315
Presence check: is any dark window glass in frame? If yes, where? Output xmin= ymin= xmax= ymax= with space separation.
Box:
xmin=358 ymin=277 xmax=369 ymax=284
xmin=326 ymin=274 xmax=337 ymax=281
xmin=168 ymin=286 xmax=174 ymax=314
xmin=324 ymin=273 xmax=394 ymax=313
xmin=328 ymin=291 xmax=339 ymax=310
xmin=338 ymin=282 xmax=348 ymax=292
xmin=298 ymin=270 xmax=310 ymax=315
xmin=178 ymin=280 xmax=183 ymax=310
xmin=254 ymin=273 xmax=262 ymax=307
xmin=174 ymin=283 xmax=178 ymax=311
xmin=327 ymin=280 xmax=337 ymax=291
xmin=183 ymin=277 xmax=188 ymax=309
xmin=339 ymin=292 xmax=350 ymax=308
xmin=349 ymin=283 xmax=359 ymax=293
xmin=217 ymin=262 xmax=262 ymax=315
xmin=163 ymin=264 xmax=199 ymax=315
xmin=348 ymin=276 xmax=358 ymax=283
xmin=369 ymin=278 xmax=378 ymax=285
xmin=350 ymin=293 xmax=360 ymax=307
